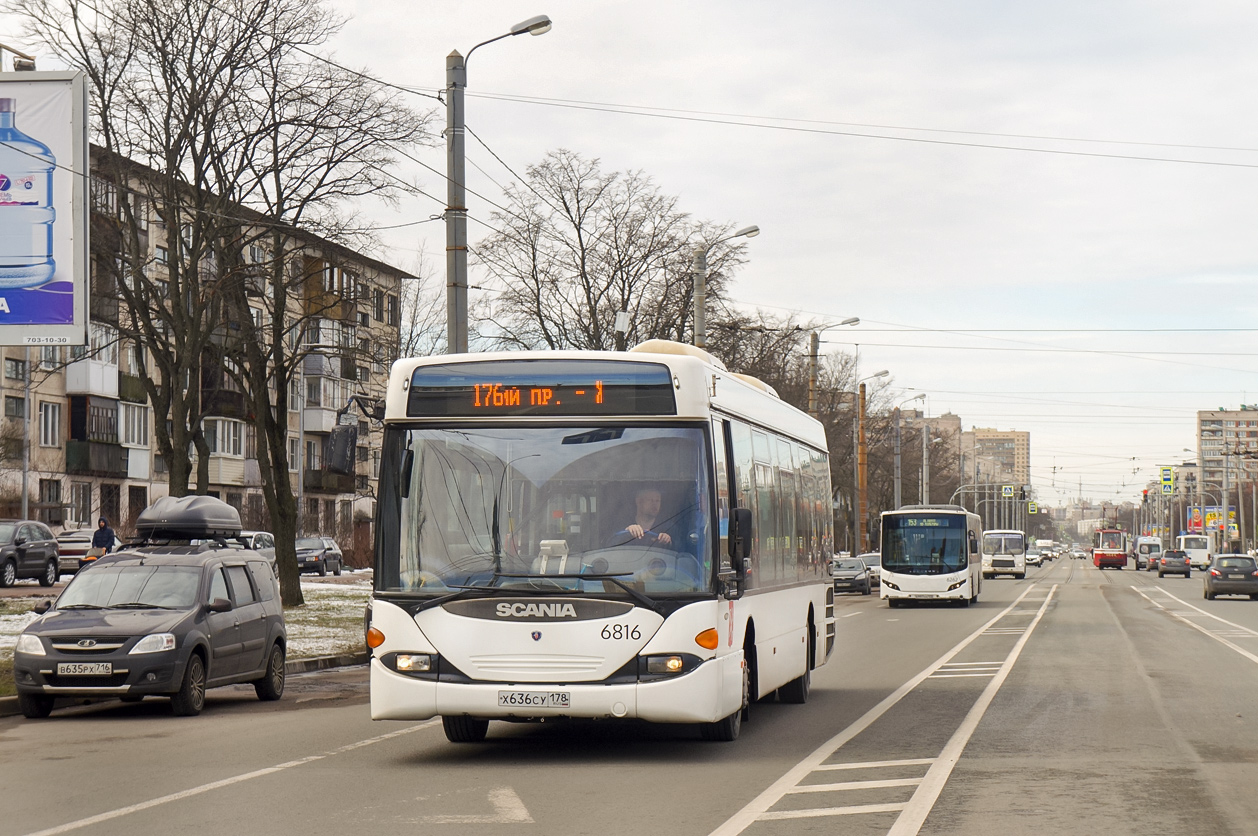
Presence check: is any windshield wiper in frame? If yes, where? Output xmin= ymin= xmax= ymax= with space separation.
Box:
xmin=58 ymin=603 xmax=104 ymax=610
xmin=108 ymin=602 xmax=176 ymax=609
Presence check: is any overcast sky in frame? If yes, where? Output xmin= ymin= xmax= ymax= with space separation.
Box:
xmin=5 ymin=0 xmax=1257 ymax=507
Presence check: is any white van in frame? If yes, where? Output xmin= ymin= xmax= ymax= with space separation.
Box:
xmin=982 ymin=530 xmax=1027 ymax=579
xmin=1134 ymin=536 xmax=1162 ymax=570
xmin=1177 ymin=534 xmax=1213 ymax=570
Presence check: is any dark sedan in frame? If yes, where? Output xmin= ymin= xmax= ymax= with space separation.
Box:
xmin=296 ymin=537 xmax=343 ymax=576
xmin=1204 ymin=555 xmax=1258 ymax=600
xmin=831 ymin=557 xmax=872 ymax=595
xmin=1158 ymin=549 xmax=1191 ymax=578
xmin=0 ymin=520 xmax=60 ymax=588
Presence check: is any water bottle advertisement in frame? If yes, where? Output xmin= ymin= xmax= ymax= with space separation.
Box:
xmin=0 ymin=71 xmax=88 ymax=346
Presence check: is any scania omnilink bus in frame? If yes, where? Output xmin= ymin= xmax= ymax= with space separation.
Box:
xmin=879 ymin=505 xmax=983 ymax=607
xmin=366 ymin=340 xmax=835 ymax=742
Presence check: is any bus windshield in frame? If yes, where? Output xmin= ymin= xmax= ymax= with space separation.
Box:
xmin=983 ymin=533 xmax=1024 ymax=555
xmin=882 ymin=514 xmax=968 ymax=575
xmin=1181 ymin=536 xmax=1208 ymax=550
xmin=375 ymin=425 xmax=713 ymax=597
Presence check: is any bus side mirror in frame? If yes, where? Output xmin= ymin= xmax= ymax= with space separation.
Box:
xmin=731 ymin=508 xmax=753 ymax=573
xmin=970 ymin=537 xmax=978 ymax=553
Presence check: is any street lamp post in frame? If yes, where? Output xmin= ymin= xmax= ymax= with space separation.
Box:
xmin=893 ymin=394 xmax=925 ymax=509
xmin=807 ymin=317 xmax=859 ymax=417
xmin=855 ymin=370 xmax=888 ymax=553
xmin=446 ymin=15 xmax=552 ymax=355
xmin=692 ymin=225 xmax=759 ymax=349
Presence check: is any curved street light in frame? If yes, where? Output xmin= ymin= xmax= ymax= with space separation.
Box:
xmin=807 ymin=317 xmax=861 ymax=416
xmin=446 ymin=15 xmax=553 ymax=354
xmin=692 ymin=225 xmax=759 ymax=349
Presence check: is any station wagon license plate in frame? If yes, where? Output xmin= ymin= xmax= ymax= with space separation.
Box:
xmin=498 ymin=690 xmax=570 ymax=708
xmin=57 ymin=662 xmax=111 ymax=676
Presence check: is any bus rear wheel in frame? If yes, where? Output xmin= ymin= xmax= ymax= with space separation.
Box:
xmin=442 ymin=715 xmax=489 ymax=743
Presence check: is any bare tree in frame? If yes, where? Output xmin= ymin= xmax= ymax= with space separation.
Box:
xmin=12 ymin=0 xmax=431 ymax=605
xmin=473 ymin=149 xmax=748 ymax=350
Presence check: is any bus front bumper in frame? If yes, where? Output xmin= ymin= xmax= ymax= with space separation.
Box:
xmin=370 ymin=653 xmax=744 ymax=724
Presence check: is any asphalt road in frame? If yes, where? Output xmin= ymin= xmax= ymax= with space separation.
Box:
xmin=3 ymin=558 xmax=1258 ymax=836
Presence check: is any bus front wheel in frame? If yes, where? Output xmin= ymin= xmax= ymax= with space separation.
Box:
xmin=442 ymin=715 xmax=489 ymax=743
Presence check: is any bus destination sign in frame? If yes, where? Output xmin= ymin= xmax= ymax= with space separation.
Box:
xmin=407 ymin=359 xmax=677 ymax=417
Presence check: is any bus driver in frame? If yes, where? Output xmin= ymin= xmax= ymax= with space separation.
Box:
xmin=612 ymin=488 xmax=673 ymax=547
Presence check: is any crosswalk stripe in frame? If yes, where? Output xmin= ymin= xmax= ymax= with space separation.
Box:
xmin=758 ymin=803 xmax=909 ymax=821
xmin=786 ymin=778 xmax=922 ymax=794
xmin=815 ymin=758 xmax=935 ymax=771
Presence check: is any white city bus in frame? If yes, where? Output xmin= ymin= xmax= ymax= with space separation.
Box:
xmin=982 ymin=529 xmax=1028 ymax=579
xmin=366 ymin=340 xmax=835 ymax=743
xmin=879 ymin=505 xmax=984 ymax=607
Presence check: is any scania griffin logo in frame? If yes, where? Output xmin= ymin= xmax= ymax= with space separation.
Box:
xmin=76 ymin=639 xmax=97 ymax=648
xmin=531 ymin=631 xmax=542 ymax=641
xmin=495 ymin=602 xmax=577 ymax=618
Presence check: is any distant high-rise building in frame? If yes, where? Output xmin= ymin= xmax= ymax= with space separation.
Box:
xmin=1195 ymin=406 xmax=1258 ymax=501
xmin=960 ymin=427 xmax=1030 ymax=486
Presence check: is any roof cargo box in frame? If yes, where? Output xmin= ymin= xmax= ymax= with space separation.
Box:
xmin=135 ymin=495 xmax=242 ymax=539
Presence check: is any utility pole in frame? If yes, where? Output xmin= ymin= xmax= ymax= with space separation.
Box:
xmin=857 ymin=383 xmax=869 ymax=552
xmin=445 ymin=50 xmax=469 ymax=355
xmin=921 ymin=414 xmax=931 ymax=505
xmin=21 ymin=346 xmax=29 ymax=520
xmin=893 ymin=408 xmax=902 ymax=510
xmin=807 ymin=331 xmax=819 ymax=417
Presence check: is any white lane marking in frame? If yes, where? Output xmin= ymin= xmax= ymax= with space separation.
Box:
xmin=419 ymin=787 xmax=534 ymax=824
xmin=929 ymin=673 xmax=997 ymax=678
xmin=707 ymin=585 xmax=1041 ymax=836
xmin=1131 ymin=587 xmax=1258 ymax=664
xmin=21 ymin=721 xmax=440 ymax=836
xmin=886 ymin=584 xmax=1058 ymax=836
xmin=759 ymin=803 xmax=908 ymax=821
xmin=815 ymin=758 xmax=935 ymax=771
xmin=787 ymin=778 xmax=922 ymax=794
xmin=940 ymin=662 xmax=1004 ymax=667
xmin=842 ymin=612 xmax=863 ymax=618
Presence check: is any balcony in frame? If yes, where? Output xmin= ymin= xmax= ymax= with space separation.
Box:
xmin=303 ymin=406 xmax=338 ymax=434
xmin=66 ymin=440 xmax=127 ymax=478
xmin=204 ymin=389 xmax=248 ymax=420
xmin=303 ymin=470 xmax=354 ymax=494
xmin=66 ymin=360 xmax=120 ymax=398
xmin=119 ymin=372 xmax=148 ymax=404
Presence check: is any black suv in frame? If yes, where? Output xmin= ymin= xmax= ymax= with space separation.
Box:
xmin=0 ymin=520 xmax=60 ymax=588
xmin=12 ymin=496 xmax=286 ymax=718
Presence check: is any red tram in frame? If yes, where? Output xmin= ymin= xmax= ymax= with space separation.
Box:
xmin=1093 ymin=528 xmax=1128 ymax=569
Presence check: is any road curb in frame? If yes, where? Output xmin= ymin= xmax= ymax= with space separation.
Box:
xmin=0 ymin=651 xmax=370 ymax=718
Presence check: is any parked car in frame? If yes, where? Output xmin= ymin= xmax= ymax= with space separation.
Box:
xmin=238 ymin=531 xmax=276 ymax=566
xmin=858 ymin=552 xmax=881 ymax=588
xmin=0 ymin=520 xmax=60 ymax=588
xmin=1158 ymin=549 xmax=1192 ymax=578
xmin=296 ymin=536 xmax=343 ymax=576
xmin=831 ymin=557 xmax=872 ymax=595
xmin=55 ymin=528 xmax=123 ymax=574
xmin=12 ymin=496 xmax=286 ymax=718
xmin=1204 ymin=555 xmax=1258 ymax=600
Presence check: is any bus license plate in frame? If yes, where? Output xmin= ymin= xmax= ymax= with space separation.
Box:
xmin=57 ymin=662 xmax=111 ymax=675
xmin=498 ymin=691 xmax=570 ymax=708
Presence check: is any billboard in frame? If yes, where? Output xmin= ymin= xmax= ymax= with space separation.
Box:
xmin=0 ymin=71 xmax=88 ymax=345
xmin=1188 ymin=505 xmax=1238 ymax=538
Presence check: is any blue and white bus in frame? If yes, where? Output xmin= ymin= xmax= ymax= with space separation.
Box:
xmin=366 ymin=340 xmax=835 ymax=742
xmin=879 ymin=505 xmax=983 ymax=607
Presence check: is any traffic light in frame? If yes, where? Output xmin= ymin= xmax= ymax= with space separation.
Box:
xmin=1142 ymin=489 xmax=1148 ymax=504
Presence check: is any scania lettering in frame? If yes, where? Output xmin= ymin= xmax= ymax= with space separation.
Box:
xmin=367 ymin=341 xmax=835 ymax=743
xmin=879 ymin=505 xmax=983 ymax=607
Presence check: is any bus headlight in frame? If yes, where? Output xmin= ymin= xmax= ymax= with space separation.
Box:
xmin=639 ymin=653 xmax=702 ymax=679
xmin=395 ymin=653 xmax=433 ymax=672
xmin=947 ymin=580 xmax=966 ymax=591
xmin=882 ymin=580 xmax=900 ymax=591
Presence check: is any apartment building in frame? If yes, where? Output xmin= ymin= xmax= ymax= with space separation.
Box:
xmin=1196 ymin=406 xmax=1258 ymax=492
xmin=0 ymin=147 xmax=410 ymax=556
xmin=960 ymin=427 xmax=1031 ymax=486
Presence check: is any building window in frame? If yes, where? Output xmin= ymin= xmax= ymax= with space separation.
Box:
xmin=306 ymin=378 xmax=321 ymax=408
xmin=204 ymin=418 xmax=243 ymax=457
xmin=288 ymin=377 xmax=301 ymax=411
xmin=371 ymin=449 xmax=380 ymax=480
xmin=373 ymin=288 xmax=384 ymax=322
xmin=386 ymin=294 xmax=398 ymax=327
xmin=6 ymin=395 xmax=26 ymax=419
xmin=305 ymin=439 xmax=321 ymax=470
xmin=4 ymin=358 xmax=25 ymax=380
xmin=357 ymin=365 xmax=369 ymax=383
xmin=39 ymin=346 xmax=59 ymax=370
xmin=39 ymin=402 xmax=61 ymax=447
xmin=289 ymin=437 xmax=299 ymax=472
xmin=245 ymin=425 xmax=257 ymax=460
xmin=121 ymin=403 xmax=149 ymax=447
xmin=357 ymin=445 xmax=368 ymax=463
xmin=71 ymin=482 xmax=92 ymax=524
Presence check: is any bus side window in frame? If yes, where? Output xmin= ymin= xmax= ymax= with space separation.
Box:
xmin=728 ymin=420 xmax=757 ymax=587
xmin=712 ymin=418 xmax=731 ymax=567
